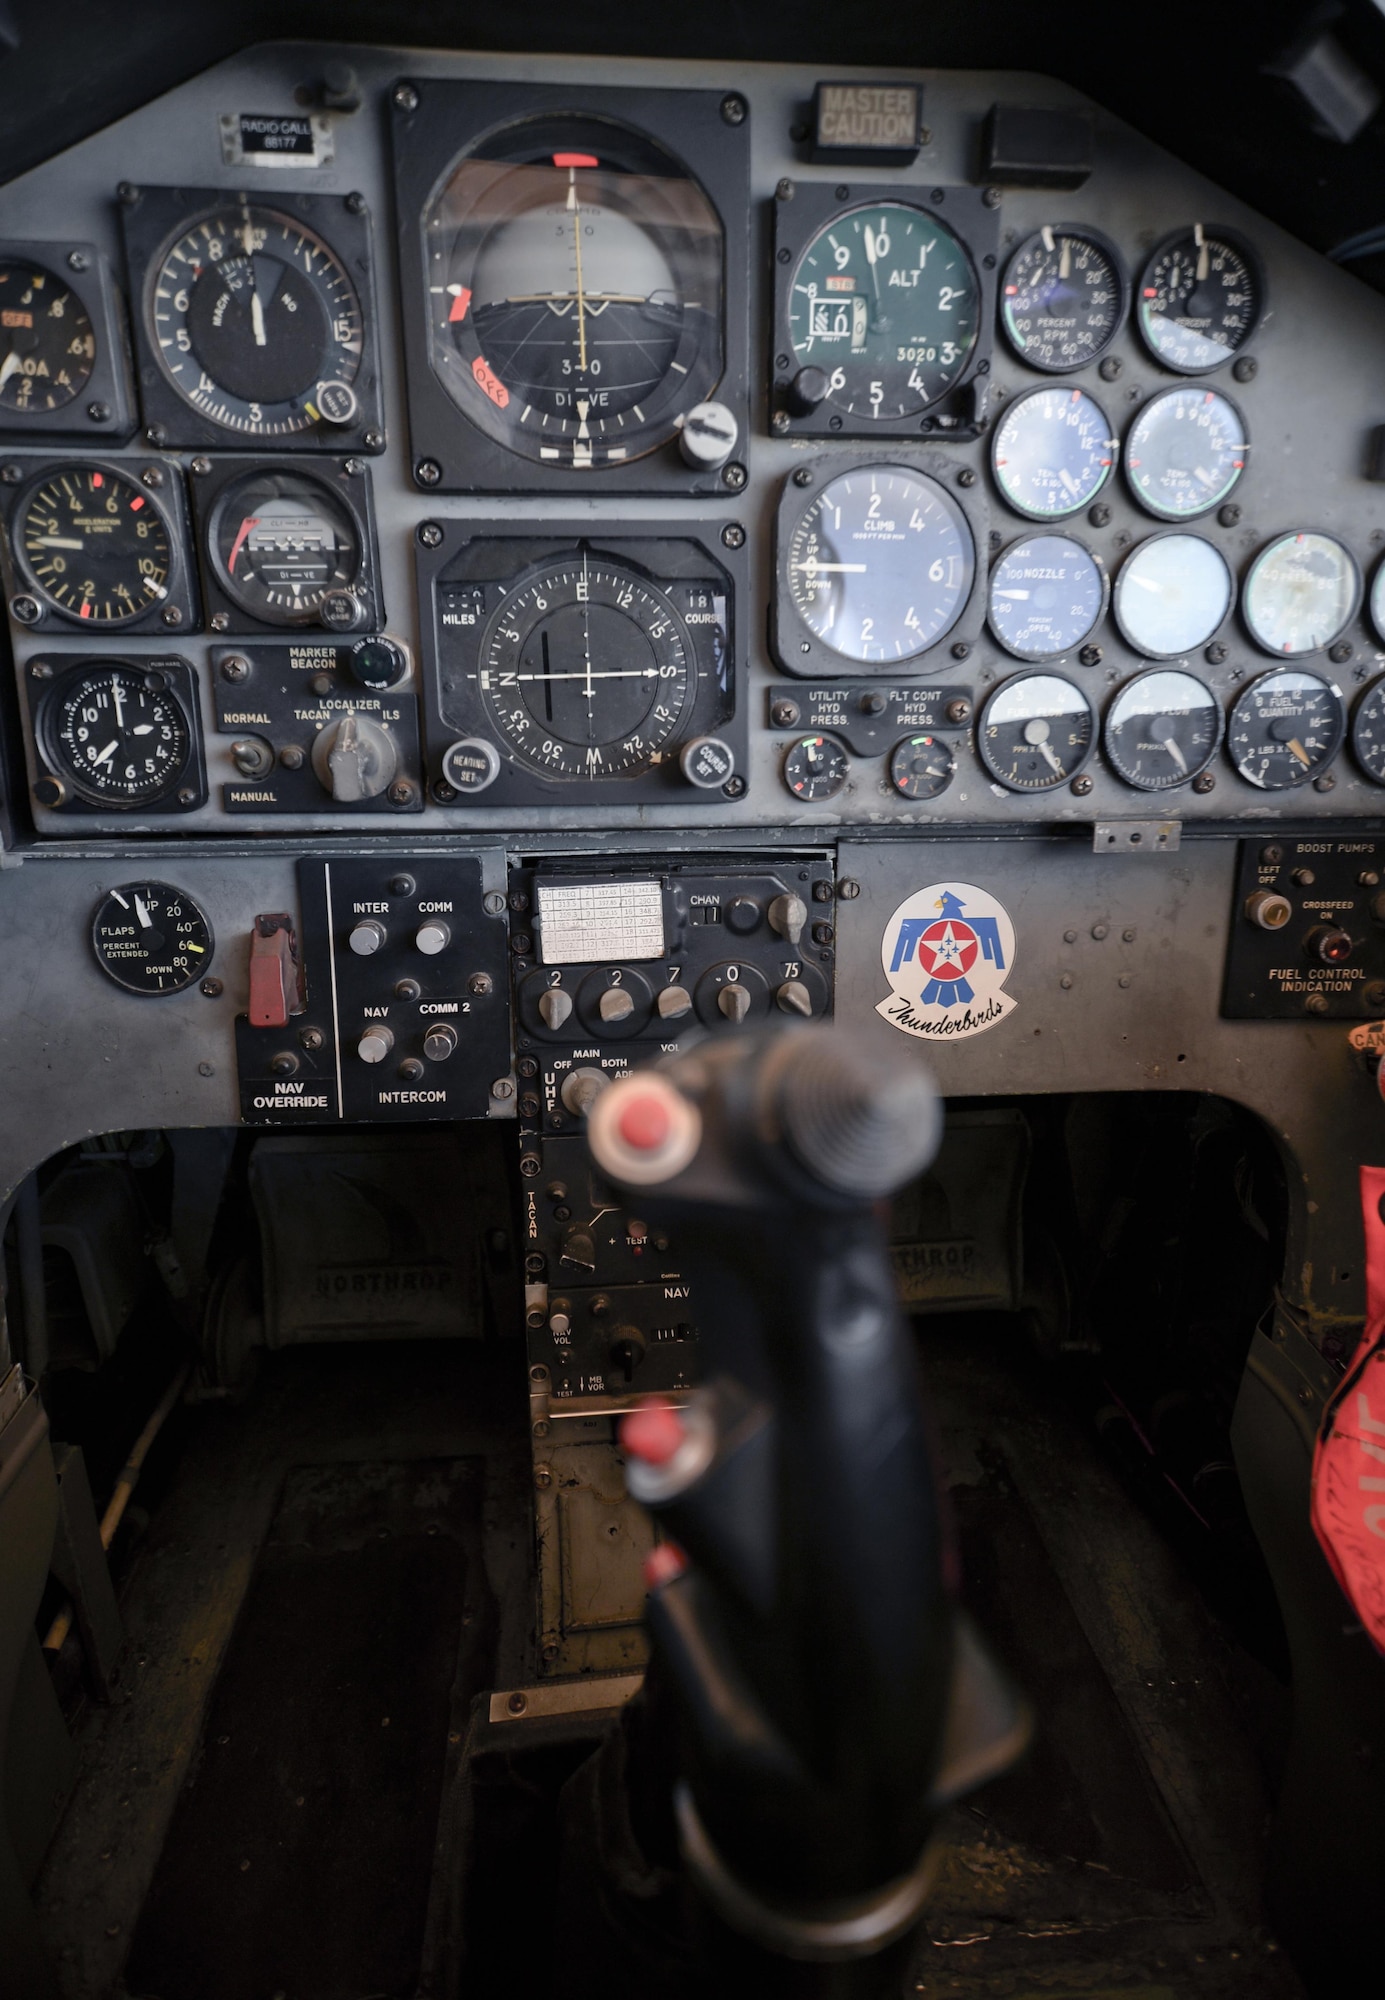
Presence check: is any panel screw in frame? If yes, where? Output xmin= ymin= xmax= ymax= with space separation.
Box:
xmin=507 ymin=1692 xmax=528 ymax=1715
xmin=1218 ymin=503 xmax=1241 ymax=527
xmin=28 ymin=658 xmax=51 ymax=678
xmin=771 ymin=410 xmax=791 ymax=434
xmin=1205 ymin=642 xmax=1228 ymax=665
xmin=1232 ymin=355 xmax=1258 ymax=383
xmin=220 ymin=654 xmax=250 ymax=683
xmin=140 ymin=465 xmax=164 ymax=489
xmin=836 ymin=185 xmax=851 ymax=201
xmin=1088 ymin=502 xmax=1111 ymax=527
xmin=951 ymin=641 xmax=970 ymax=660
xmin=777 ymin=247 xmax=792 ymax=265
xmin=721 ymin=522 xmax=745 ymax=548
xmin=468 ymin=972 xmax=493 ymax=996
xmin=388 ymin=873 xmax=415 ymax=895
xmin=1122 ymin=928 xmax=1137 ymax=942
xmin=945 ymin=697 xmax=971 ymax=724
xmin=1098 ymin=356 xmax=1122 ymax=381
xmin=12 ymin=596 xmax=40 ymax=624
xmin=418 ymin=521 xmax=444 ymax=549
xmin=723 ymin=773 xmax=747 ymax=797
xmin=393 ymin=82 xmax=419 ymax=112
xmin=982 ymin=186 xmax=1001 ymax=208
xmin=1070 ymin=774 xmax=1094 ymax=795
xmin=161 ymin=605 xmax=183 ymax=628
xmin=776 ymin=178 xmax=794 ymax=200
xmin=145 ymin=423 xmax=167 ymax=448
xmin=1064 ymin=929 xmax=1077 ymax=942
xmin=792 ymin=466 xmax=814 ymax=487
xmin=200 ymin=977 xmax=223 ymax=998
xmin=190 ymin=455 xmax=213 ymax=476
xmin=483 ymin=891 xmax=507 ymax=916
xmin=345 ymin=191 xmax=367 ymax=215
xmin=279 ymin=744 xmax=305 ymax=770
xmin=67 ymin=250 xmax=89 ymax=272
xmin=1367 ymin=981 xmax=1385 ymax=1008
xmin=0 ymin=463 xmax=19 ymax=482
xmin=1192 ymin=770 xmax=1216 ymax=793
xmin=1078 ymin=644 xmax=1102 ymax=667
xmin=415 ymin=458 xmax=442 ymax=487
xmin=87 ymin=401 xmax=110 ymax=423
xmin=837 ymin=879 xmax=861 ymax=900
xmin=534 ymin=1464 xmax=553 ymax=1489
xmin=177 ymin=786 xmax=196 ymax=806
xmin=771 ymin=699 xmax=800 ymax=727
xmin=362 ymin=430 xmax=385 ymax=452
xmin=517 ymin=1057 xmax=539 ymax=1080
xmin=1060 ymin=975 xmax=1074 ymax=990
xmin=387 ymin=779 xmax=417 ymax=806
xmin=197 ymin=1061 xmax=214 ymax=1077
xmin=432 ymin=779 xmax=458 ymax=802
xmin=721 ymin=94 xmax=747 ymax=124
xmin=395 ymin=978 xmax=421 ymax=1001
xmin=1118 ymin=973 xmax=1133 ymax=989
xmin=299 ymin=1026 xmax=324 ymax=1051
xmin=492 ymin=1078 xmax=515 ymax=1100
xmin=722 ymin=461 xmax=747 ymax=492
xmin=1091 ymin=923 xmax=1108 ymax=940
xmin=117 ymin=181 xmax=139 ymax=205
xmin=1314 ymin=771 xmax=1337 ymax=792
xmin=210 ymin=611 xmax=230 ymax=632
xmin=957 ymin=467 xmax=976 ymax=488
xmin=1330 ymin=640 xmax=1353 ymax=664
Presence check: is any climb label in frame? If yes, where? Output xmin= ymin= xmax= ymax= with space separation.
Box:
xmin=877 ymin=882 xmax=1017 ymax=1041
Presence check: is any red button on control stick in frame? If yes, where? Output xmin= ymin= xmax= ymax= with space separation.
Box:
xmin=621 ymin=1401 xmax=685 ymax=1465
xmin=617 ymin=1092 xmax=673 ymax=1153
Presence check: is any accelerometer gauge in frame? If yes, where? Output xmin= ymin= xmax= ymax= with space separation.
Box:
xmin=978 ymin=672 xmax=1094 ymax=791
xmin=1351 ymin=680 xmax=1385 ymax=784
xmin=476 ymin=551 xmax=694 ymax=779
xmin=1000 ymin=225 xmax=1128 ymax=373
xmin=889 ymin=733 xmax=955 ymax=799
xmin=785 ymin=464 xmax=974 ymax=664
xmin=787 ymin=202 xmax=980 ymax=421
xmin=1103 ymin=668 xmax=1221 ymax=789
xmin=0 ymin=262 xmax=95 ymax=413
xmin=783 ymin=733 xmax=849 ymax=800
xmin=990 ymin=386 xmax=1115 ymax=520
xmin=424 ymin=116 xmax=724 ymax=467
xmin=91 ymin=882 xmax=212 ymax=995
xmin=208 ymin=468 xmax=362 ymax=626
xmin=15 ymin=465 xmax=173 ymax=625
xmin=1123 ymin=386 xmax=1247 ymax=521
xmin=44 ymin=662 xmax=192 ymax=805
xmin=987 ymin=533 xmax=1107 ymax=660
xmin=1242 ymin=531 xmax=1360 ymax=657
xmin=147 ymin=200 xmax=363 ymax=436
xmin=1228 ymin=669 xmax=1343 ymax=789
xmin=1136 ymin=225 xmax=1263 ymax=374
xmin=1112 ymin=534 xmax=1233 ymax=659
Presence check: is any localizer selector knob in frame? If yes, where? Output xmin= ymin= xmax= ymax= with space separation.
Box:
xmin=349 ymin=919 xmax=387 ymax=955
xmin=679 ymin=735 xmax=736 ymax=789
xmin=423 ymin=1022 xmax=458 ymax=1061
xmin=599 ymin=986 xmax=635 ymax=1025
xmin=678 ymin=401 xmax=738 ymax=471
xmin=358 ymin=1023 xmax=394 ymax=1064
xmin=561 ymin=1067 xmax=610 ymax=1117
xmin=442 ymin=737 xmax=502 ymax=795
xmin=768 ymin=892 xmax=808 ymax=944
xmin=718 ymin=983 xmax=752 ymax=1023
xmin=311 ymin=711 xmax=397 ymax=802
xmin=539 ymin=988 xmax=574 ymax=1030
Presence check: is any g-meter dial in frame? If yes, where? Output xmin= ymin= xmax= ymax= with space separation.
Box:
xmin=476 ymin=551 xmax=695 ymax=779
xmin=15 ymin=464 xmax=173 ymax=625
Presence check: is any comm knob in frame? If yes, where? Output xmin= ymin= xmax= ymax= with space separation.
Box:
xmin=311 ymin=710 xmax=397 ymax=802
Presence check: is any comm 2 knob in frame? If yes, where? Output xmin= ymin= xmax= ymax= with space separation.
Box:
xmin=311 ymin=711 xmax=397 ymax=802
xmin=423 ymin=1022 xmax=458 ymax=1061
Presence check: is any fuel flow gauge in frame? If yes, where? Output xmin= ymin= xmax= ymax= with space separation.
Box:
xmin=1104 ymin=668 xmax=1221 ymax=789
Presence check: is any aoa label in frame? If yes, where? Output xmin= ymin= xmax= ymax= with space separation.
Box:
xmin=877 ymin=883 xmax=1017 ymax=1041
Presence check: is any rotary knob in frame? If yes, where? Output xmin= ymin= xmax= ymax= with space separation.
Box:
xmin=348 ymin=919 xmax=386 ymax=956
xmin=769 ymin=893 xmax=808 ymax=944
xmin=656 ymin=984 xmax=693 ymax=1021
xmin=415 ymin=920 xmax=450 ymax=955
xmin=441 ymin=737 xmax=502 ymax=795
xmin=561 ymin=1067 xmax=610 ymax=1116
xmin=679 ymin=735 xmax=736 ymax=789
xmin=539 ymin=988 xmax=574 ymax=1030
xmin=358 ymin=1024 xmax=394 ymax=1064
xmin=718 ymin=984 xmax=752 ymax=1023
xmin=678 ymin=401 xmax=738 ymax=471
xmin=423 ymin=1023 xmax=458 ymax=1061
xmin=598 ymin=987 xmax=635 ymax=1024
xmin=311 ymin=711 xmax=397 ymax=802
xmin=776 ymin=979 xmax=814 ymax=1016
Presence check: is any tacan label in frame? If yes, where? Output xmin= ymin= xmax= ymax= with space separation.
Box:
xmin=877 ymin=882 xmax=1017 ymax=1041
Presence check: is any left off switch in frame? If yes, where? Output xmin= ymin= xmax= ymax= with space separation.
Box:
xmin=248 ymin=915 xmax=303 ymax=1030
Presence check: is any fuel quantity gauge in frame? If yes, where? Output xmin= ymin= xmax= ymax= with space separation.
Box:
xmin=1104 ymin=668 xmax=1221 ymax=789
xmin=1000 ymin=225 xmax=1128 ymax=373
xmin=1228 ymin=668 xmax=1343 ymax=789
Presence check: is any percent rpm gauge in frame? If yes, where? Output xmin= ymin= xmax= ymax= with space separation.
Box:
xmin=978 ymin=673 xmax=1095 ymax=791
xmin=424 ymin=116 xmax=724 ymax=467
xmin=1136 ymin=225 xmax=1263 ymax=374
xmin=15 ymin=465 xmax=173 ymax=625
xmin=1000 ymin=225 xmax=1128 ymax=373
xmin=1227 ymin=669 xmax=1343 ymax=789
xmin=787 ymin=203 xmax=980 ymax=420
xmin=783 ymin=464 xmax=974 ymax=665
xmin=476 ymin=552 xmax=694 ymax=778
xmin=148 ymin=201 xmax=364 ymax=436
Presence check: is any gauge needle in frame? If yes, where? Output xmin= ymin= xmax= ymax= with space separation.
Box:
xmin=1039 ymin=742 xmax=1064 ymax=777
xmin=31 ymin=536 xmax=84 ymax=549
xmin=1059 ymin=469 xmax=1080 ymax=498
xmin=113 ymin=678 xmax=124 ymax=730
xmin=863 ymin=222 xmax=883 ymax=304
xmin=1194 ymin=466 xmax=1217 ymax=488
xmin=1289 ymin=737 xmax=1311 ymax=766
xmin=251 ymin=288 xmax=267 ymax=348
xmin=1195 ymin=222 xmax=1208 ymax=282
xmin=994 ymin=589 xmax=1031 ymax=600
xmin=132 ymin=724 xmax=154 ymax=736
xmin=569 ymin=168 xmax=589 ymax=372
xmin=1059 ymin=236 xmax=1071 ymax=279
xmin=580 ymin=551 xmax=594 ymax=710
xmin=91 ymin=741 xmax=118 ymax=768
xmin=1162 ymin=736 xmax=1188 ymax=774
xmin=134 ymin=894 xmax=152 ymax=927
xmin=513 ymin=668 xmax=656 ymax=683
xmin=796 ymin=560 xmax=869 ymax=574
xmin=0 ymin=351 xmax=19 ymax=390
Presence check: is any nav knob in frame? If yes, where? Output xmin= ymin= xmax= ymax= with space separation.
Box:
xmin=768 ymin=892 xmax=808 ymax=943
xmin=349 ymin=919 xmax=386 ymax=955
xmin=358 ymin=1023 xmax=394 ymax=1063
xmin=539 ymin=988 xmax=574 ymax=1030
xmin=679 ymin=736 xmax=736 ymax=789
xmin=599 ymin=986 xmax=636 ymax=1024
xmin=678 ymin=401 xmax=738 ymax=471
xmin=718 ymin=983 xmax=752 ymax=1023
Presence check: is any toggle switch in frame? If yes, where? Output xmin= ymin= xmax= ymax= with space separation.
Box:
xmin=248 ymin=914 xmax=303 ymax=1029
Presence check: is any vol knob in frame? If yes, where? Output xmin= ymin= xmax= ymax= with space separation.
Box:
xmin=768 ymin=893 xmax=808 ymax=944
xmin=349 ymin=919 xmax=386 ymax=955
xmin=539 ymin=988 xmax=574 ymax=1030
xmin=678 ymin=401 xmax=738 ymax=471
xmin=560 ymin=1230 xmax=597 ymax=1272
xmin=599 ymin=986 xmax=635 ymax=1024
xmin=423 ymin=1023 xmax=458 ymax=1061
xmin=776 ymin=978 xmax=814 ymax=1017
xmin=358 ymin=1024 xmax=394 ymax=1064
xmin=718 ymin=983 xmax=752 ymax=1023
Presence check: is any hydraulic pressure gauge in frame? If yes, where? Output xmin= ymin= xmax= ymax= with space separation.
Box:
xmin=990 ymin=386 xmax=1115 ymax=520
xmin=1103 ymin=668 xmax=1221 ymax=790
xmin=42 ymin=661 xmax=194 ymax=806
xmin=1136 ymin=225 xmax=1263 ymax=374
xmin=987 ymin=533 xmax=1107 ymax=661
xmin=1227 ymin=669 xmax=1344 ymax=788
xmin=978 ymin=672 xmax=1094 ymax=791
xmin=786 ymin=202 xmax=981 ymax=422
xmin=783 ymin=734 xmax=849 ymax=801
xmin=888 ymin=734 xmax=955 ymax=799
xmin=91 ymin=882 xmax=213 ymax=995
xmin=0 ymin=261 xmax=95 ymax=413
xmin=1000 ymin=225 xmax=1128 ymax=373
xmin=1351 ymin=680 xmax=1385 ymax=785
xmin=1241 ymin=531 xmax=1360 ymax=657
xmin=1123 ymin=386 xmax=1247 ymax=521
xmin=783 ymin=464 xmax=975 ymax=666
xmin=14 ymin=464 xmax=174 ymax=626
xmin=1112 ymin=534 xmax=1233 ymax=659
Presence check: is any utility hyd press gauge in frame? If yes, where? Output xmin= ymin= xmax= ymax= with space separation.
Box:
xmin=91 ymin=881 xmax=213 ymax=994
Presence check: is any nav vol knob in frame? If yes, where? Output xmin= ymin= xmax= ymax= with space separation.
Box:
xmin=358 ymin=1024 xmax=394 ymax=1064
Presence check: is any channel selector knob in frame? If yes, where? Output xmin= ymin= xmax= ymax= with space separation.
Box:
xmin=358 ymin=1024 xmax=394 ymax=1064
xmin=561 ymin=1067 xmax=610 ymax=1116
xmin=599 ymin=987 xmax=635 ymax=1024
xmin=415 ymin=920 xmax=450 ymax=955
xmin=423 ymin=1023 xmax=458 ymax=1061
xmin=679 ymin=735 xmax=736 ymax=789
xmin=768 ymin=893 xmax=808 ymax=944
xmin=311 ymin=711 xmax=398 ymax=802
xmin=776 ymin=979 xmax=814 ymax=1017
xmin=718 ymin=983 xmax=752 ymax=1023
xmin=656 ymin=984 xmax=693 ymax=1021
xmin=349 ymin=919 xmax=387 ymax=955
xmin=539 ymin=988 xmax=574 ymax=1030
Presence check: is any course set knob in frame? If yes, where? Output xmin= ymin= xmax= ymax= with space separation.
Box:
xmin=679 ymin=736 xmax=736 ymax=789
xmin=678 ymin=401 xmax=738 ymax=471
